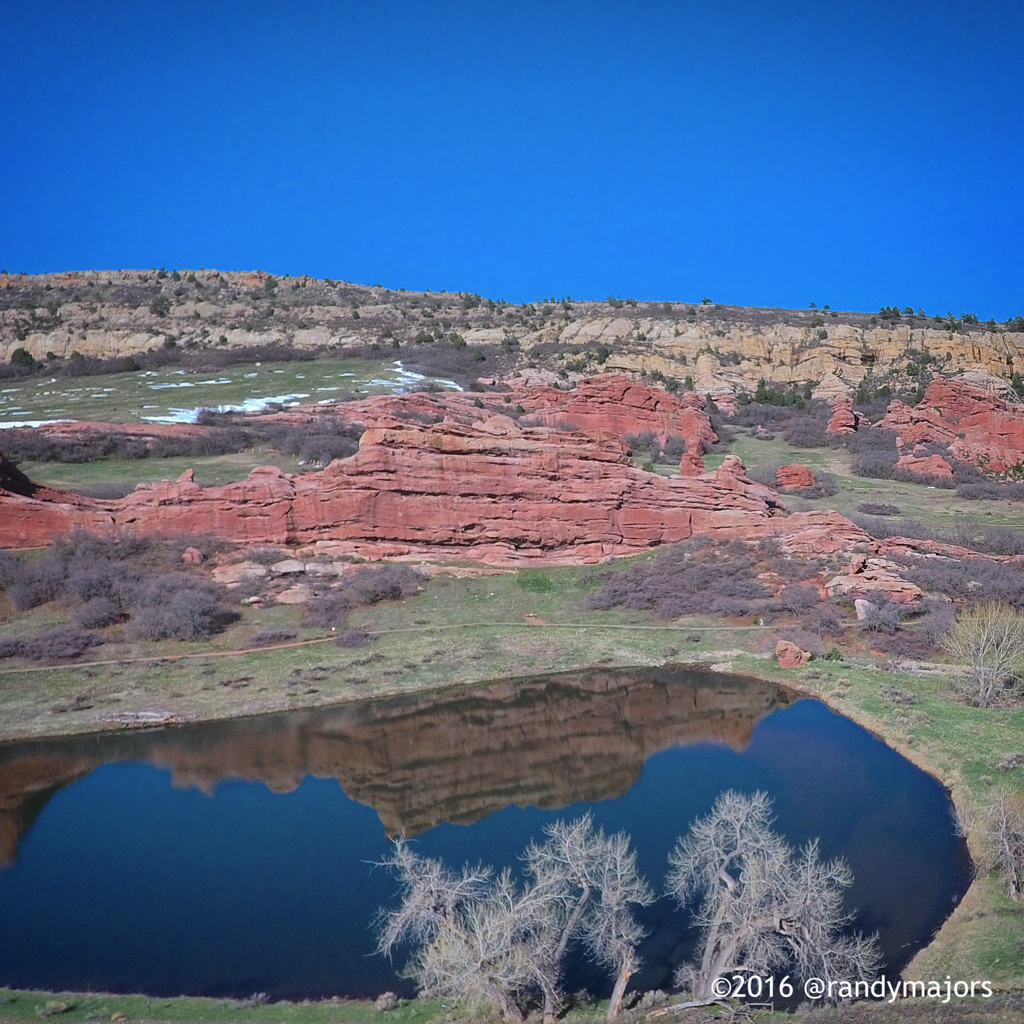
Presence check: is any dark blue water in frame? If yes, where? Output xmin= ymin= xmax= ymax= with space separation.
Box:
xmin=0 ymin=675 xmax=971 ymax=1000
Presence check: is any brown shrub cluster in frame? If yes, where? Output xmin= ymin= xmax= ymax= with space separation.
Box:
xmin=302 ymin=564 xmax=427 ymax=629
xmin=0 ymin=530 xmax=237 ymax=654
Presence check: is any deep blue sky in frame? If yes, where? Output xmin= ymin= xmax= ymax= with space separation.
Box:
xmin=1 ymin=1 xmax=1022 ymax=317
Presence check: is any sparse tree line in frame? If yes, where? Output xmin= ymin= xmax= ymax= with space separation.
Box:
xmin=376 ymin=792 xmax=880 ymax=1020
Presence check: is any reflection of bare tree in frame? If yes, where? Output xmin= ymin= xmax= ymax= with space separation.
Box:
xmin=667 ymin=791 xmax=880 ymax=1002
xmin=0 ymin=667 xmax=791 ymax=865
xmin=377 ymin=815 xmax=653 ymax=1022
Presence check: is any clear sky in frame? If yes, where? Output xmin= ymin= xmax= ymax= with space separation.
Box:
xmin=1 ymin=0 xmax=1022 ymax=317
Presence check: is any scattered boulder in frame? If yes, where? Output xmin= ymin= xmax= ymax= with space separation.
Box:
xmin=271 ymin=559 xmax=307 ymax=576
xmin=775 ymin=639 xmax=811 ymax=668
xmin=894 ymin=453 xmax=954 ymax=482
xmin=826 ymin=398 xmax=860 ymax=434
xmin=854 ymin=598 xmax=877 ymax=622
xmin=181 ymin=547 xmax=203 ymax=565
xmin=775 ymin=464 xmax=816 ymax=491
xmin=212 ymin=562 xmax=269 ymax=587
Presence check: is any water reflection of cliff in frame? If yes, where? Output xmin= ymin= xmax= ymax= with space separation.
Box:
xmin=0 ymin=666 xmax=792 ymax=865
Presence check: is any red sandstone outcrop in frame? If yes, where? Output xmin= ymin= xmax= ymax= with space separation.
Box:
xmin=826 ymin=398 xmax=861 ymax=433
xmin=679 ymin=452 xmax=706 ymax=477
xmin=775 ymin=464 xmax=816 ymax=491
xmin=894 ymin=454 xmax=954 ymax=482
xmin=878 ymin=376 xmax=1024 ymax=474
xmin=775 ymin=640 xmax=811 ymax=668
xmin=825 ymin=555 xmax=923 ymax=604
xmin=0 ymin=423 xmax=791 ymax=560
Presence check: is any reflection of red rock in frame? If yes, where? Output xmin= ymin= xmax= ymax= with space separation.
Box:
xmin=0 ymin=668 xmax=792 ymax=861
xmin=827 ymin=398 xmax=860 ymax=433
xmin=878 ymin=376 xmax=1024 ymax=474
xmin=894 ymin=454 xmax=954 ymax=482
xmin=776 ymin=464 xmax=816 ymax=491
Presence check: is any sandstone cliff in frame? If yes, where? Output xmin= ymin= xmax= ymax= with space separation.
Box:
xmin=3 ymin=270 xmax=1021 ymax=392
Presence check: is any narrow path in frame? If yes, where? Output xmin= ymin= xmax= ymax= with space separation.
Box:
xmin=0 ymin=621 xmax=788 ymax=675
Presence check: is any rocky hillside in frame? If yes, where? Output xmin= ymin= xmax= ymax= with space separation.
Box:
xmin=2 ymin=269 xmax=1023 ymax=393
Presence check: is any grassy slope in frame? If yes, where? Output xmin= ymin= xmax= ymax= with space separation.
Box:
xmin=3 ymin=408 xmax=1024 ymax=1020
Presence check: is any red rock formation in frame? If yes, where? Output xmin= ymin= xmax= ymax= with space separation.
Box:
xmin=776 ymin=464 xmax=816 ymax=491
xmin=826 ymin=398 xmax=860 ymax=433
xmin=0 ymin=423 xmax=794 ymax=561
xmin=775 ymin=640 xmax=811 ymax=668
xmin=679 ymin=452 xmax=706 ymax=477
xmin=878 ymin=376 xmax=1024 ymax=474
xmin=894 ymin=454 xmax=954 ymax=482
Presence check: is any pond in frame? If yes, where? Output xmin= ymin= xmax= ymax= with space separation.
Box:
xmin=0 ymin=668 xmax=971 ymax=1000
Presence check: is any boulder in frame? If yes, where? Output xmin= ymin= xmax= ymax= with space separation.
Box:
xmin=212 ymin=562 xmax=269 ymax=586
xmin=181 ymin=547 xmax=203 ymax=565
xmin=854 ymin=598 xmax=877 ymax=621
xmin=679 ymin=452 xmax=706 ymax=477
xmin=894 ymin=454 xmax=954 ymax=482
xmin=270 ymin=559 xmax=307 ymax=576
xmin=775 ymin=640 xmax=811 ymax=668
xmin=826 ymin=398 xmax=860 ymax=434
xmin=776 ymin=464 xmax=816 ymax=491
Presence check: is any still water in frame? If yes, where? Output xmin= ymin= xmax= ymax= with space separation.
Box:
xmin=0 ymin=668 xmax=971 ymax=999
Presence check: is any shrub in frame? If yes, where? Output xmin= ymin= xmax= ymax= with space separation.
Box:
xmin=0 ymin=627 xmax=99 ymax=661
xmin=249 ymin=629 xmax=298 ymax=647
xmin=124 ymin=574 xmax=235 ymax=640
xmin=851 ymin=450 xmax=898 ymax=479
xmin=303 ymin=564 xmax=426 ymax=628
xmin=857 ymin=502 xmax=900 ymax=516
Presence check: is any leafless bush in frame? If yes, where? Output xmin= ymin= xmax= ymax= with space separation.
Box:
xmin=962 ymin=789 xmax=1024 ymax=901
xmin=303 ymin=565 xmax=426 ymax=628
xmin=0 ymin=627 xmax=99 ymax=661
xmin=124 ymin=573 xmax=236 ymax=641
xmin=869 ymin=603 xmax=955 ymax=660
xmin=893 ymin=555 xmax=1024 ymax=610
xmin=942 ymin=602 xmax=1024 ymax=707
xmin=585 ymin=540 xmax=775 ymax=619
xmin=249 ymin=629 xmax=298 ymax=647
xmin=337 ymin=630 xmax=373 ymax=648
xmin=858 ymin=601 xmax=904 ymax=636
xmin=851 ymin=450 xmax=899 ymax=479
xmin=244 ymin=545 xmax=291 ymax=566
xmin=73 ymin=597 xmax=122 ymax=629
xmin=856 ymin=502 xmax=900 ymax=516
xmin=71 ymin=482 xmax=137 ymax=499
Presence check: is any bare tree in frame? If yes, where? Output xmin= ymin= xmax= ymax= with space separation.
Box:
xmin=942 ymin=602 xmax=1024 ymax=708
xmin=375 ymin=816 xmax=653 ymax=1022
xmin=961 ymin=788 xmax=1024 ymax=901
xmin=375 ymin=839 xmax=536 ymax=1020
xmin=666 ymin=790 xmax=880 ymax=1002
xmin=521 ymin=815 xmax=654 ymax=1022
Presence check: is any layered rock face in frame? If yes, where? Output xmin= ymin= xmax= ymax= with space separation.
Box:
xmin=776 ymin=464 xmax=816 ymax=491
xmin=0 ymin=668 xmax=791 ymax=863
xmin=895 ymin=453 xmax=954 ymax=481
xmin=0 ymin=413 xmax=797 ymax=560
xmin=6 ymin=270 xmax=1022 ymax=392
xmin=879 ymin=376 xmax=1024 ymax=473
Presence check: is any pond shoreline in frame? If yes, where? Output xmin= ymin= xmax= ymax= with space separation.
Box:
xmin=0 ymin=648 xmax=1015 ymax=1006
